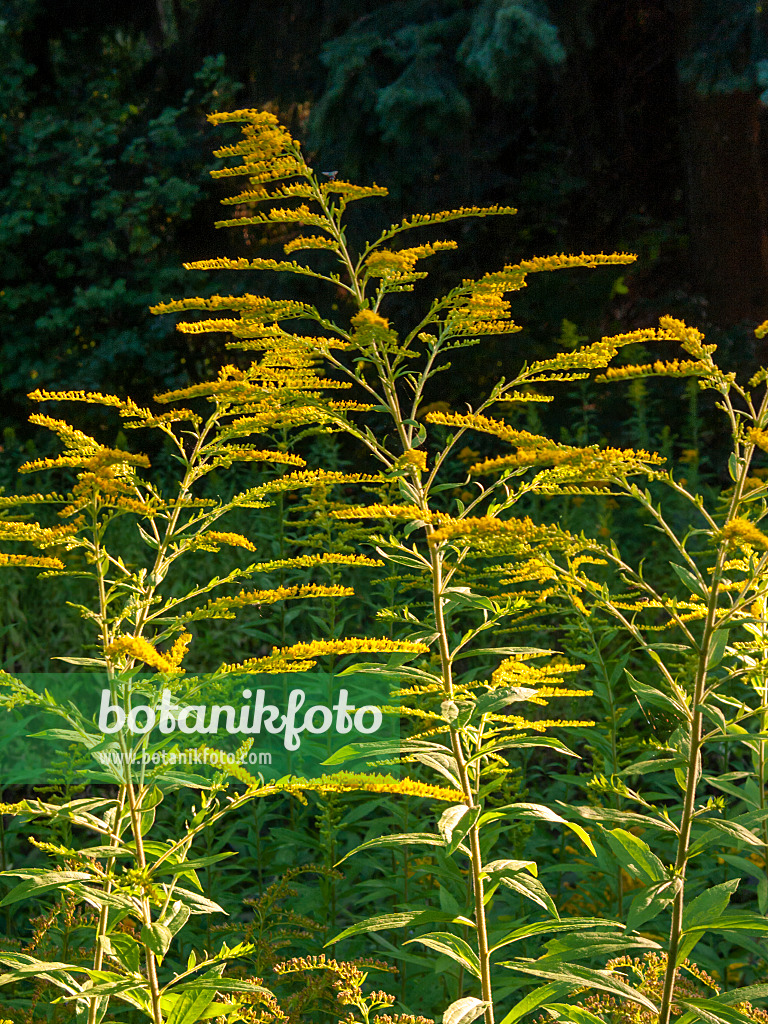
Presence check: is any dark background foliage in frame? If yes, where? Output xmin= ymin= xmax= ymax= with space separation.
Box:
xmin=1 ymin=0 xmax=767 ymax=433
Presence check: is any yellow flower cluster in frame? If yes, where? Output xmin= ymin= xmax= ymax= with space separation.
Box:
xmin=225 ymin=636 xmax=429 ymax=674
xmin=166 ymin=632 xmax=192 ymax=670
xmin=720 ymin=517 xmax=768 ymax=551
xmin=183 ymin=583 xmax=355 ymax=621
xmin=472 ymin=444 xmax=665 ymax=483
xmin=275 ymin=771 xmax=459 ymax=803
xmin=599 ymin=359 xmax=710 ymax=381
xmin=330 ymin=504 xmax=444 ymax=523
xmin=394 ymin=206 xmax=518 ymax=232
xmin=397 ymin=450 xmax=428 ymax=472
xmin=364 ymin=241 xmax=457 ymax=281
xmin=283 ymin=235 xmax=340 ymax=254
xmin=27 ymin=389 xmax=125 ymax=408
xmin=106 ymin=635 xmax=181 ymax=674
xmin=747 ymin=427 xmax=768 ymax=454
xmin=215 ymin=203 xmax=329 ymax=230
xmin=0 ymin=552 xmax=65 ymax=569
xmin=658 ymin=314 xmax=717 ymax=359
xmin=199 ymin=531 xmax=257 ymax=552
xmin=515 ymin=252 xmax=637 ymax=274
xmin=248 ymin=552 xmax=384 ymax=573
xmin=234 ymin=470 xmax=382 ymax=503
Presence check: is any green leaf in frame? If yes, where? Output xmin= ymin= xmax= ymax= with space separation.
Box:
xmin=497 ymin=984 xmax=572 ymax=1024
xmin=682 ymin=879 xmax=739 ymax=930
xmin=165 ymin=986 xmax=217 ymax=1024
xmin=676 ymin=998 xmax=761 ymax=1024
xmin=443 ymin=997 xmax=490 ymax=1024
xmin=141 ymin=922 xmax=174 ymax=961
xmin=336 ymin=833 xmax=459 ymax=866
xmin=474 ymin=687 xmax=539 ymax=716
xmin=539 ymin=932 xmax=659 ymax=964
xmin=404 ymin=932 xmax=481 ymax=978
xmin=103 ymin=932 xmax=141 ymax=975
xmin=626 ymin=673 xmax=688 ymax=718
xmin=684 ymin=910 xmax=768 ymax=934
xmin=0 ymin=870 xmax=92 ymax=907
xmin=626 ymin=879 xmax=679 ymax=932
xmin=488 ymin=867 xmax=558 ymax=919
xmin=483 ymin=858 xmax=537 ymax=878
xmin=161 ymin=900 xmax=191 ymax=939
xmin=671 ymin=563 xmax=708 ymax=600
xmin=500 ymin=961 xmax=658 ymax=1014
xmin=329 ymin=909 xmax=473 ymax=945
xmin=689 ymin=818 xmax=763 ymax=855
xmin=322 ymin=738 xmax=447 ymax=765
xmin=172 ymin=888 xmax=226 ymax=916
xmin=543 ymin=1002 xmax=611 ymax=1024
xmin=170 ymin=978 xmax=271 ymax=994
xmin=440 ymin=804 xmax=481 ymax=854
xmin=601 ymin=828 xmax=666 ymax=883
xmin=490 ymin=917 xmax=621 ymax=953
xmin=496 ymin=803 xmax=596 ymax=855
xmin=707 ymin=630 xmax=730 ymax=668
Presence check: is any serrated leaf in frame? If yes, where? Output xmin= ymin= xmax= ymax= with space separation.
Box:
xmin=540 ymin=932 xmax=659 ymax=964
xmin=492 ymin=869 xmax=558 ymax=919
xmin=329 ymin=909 xmax=473 ymax=945
xmin=707 ymin=630 xmax=730 ymax=668
xmin=689 ymin=818 xmax=763 ymax=855
xmin=322 ymin=738 xmax=447 ymax=765
xmin=626 ymin=672 xmax=688 ymax=718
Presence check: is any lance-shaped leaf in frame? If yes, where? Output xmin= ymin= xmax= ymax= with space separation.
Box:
xmin=543 ymin=1002 xmax=611 ymax=1024
xmin=601 ymin=828 xmax=666 ymax=883
xmin=337 ymin=833 xmax=470 ymax=866
xmin=483 ymin=861 xmax=557 ymax=918
xmin=626 ymin=879 xmax=680 ymax=932
xmin=444 ymin=996 xmax=490 ymax=1024
xmin=404 ymin=932 xmax=481 ymax=978
xmin=329 ymin=908 xmax=474 ymax=945
xmin=440 ymin=804 xmax=481 ymax=854
xmin=164 ymin=986 xmax=218 ymax=1024
xmin=491 ymin=917 xmax=622 ymax=953
xmin=323 ymin=738 xmax=449 ymax=765
xmin=497 ymin=983 xmax=573 ymax=1024
xmin=499 ymin=960 xmax=658 ymax=1014
xmin=496 ymin=803 xmax=596 ymax=855
xmin=538 ymin=931 xmax=660 ymax=964
xmin=676 ymin=998 xmax=763 ymax=1024
xmin=0 ymin=869 xmax=92 ymax=907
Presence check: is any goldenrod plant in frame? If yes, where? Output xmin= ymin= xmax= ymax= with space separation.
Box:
xmin=0 ymin=286 xmax=437 ymax=1018
xmin=156 ymin=108 xmax=656 ymax=1024
xmin=451 ymin=317 xmax=768 ymax=1024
